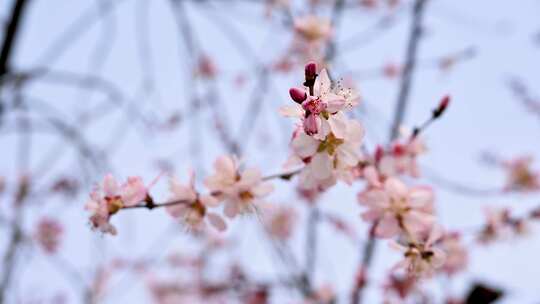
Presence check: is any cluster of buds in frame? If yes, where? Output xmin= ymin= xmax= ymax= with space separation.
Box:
xmin=354 ymin=95 xmax=458 ymax=278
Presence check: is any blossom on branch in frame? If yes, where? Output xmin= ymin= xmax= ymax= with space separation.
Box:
xmin=358 ymin=177 xmax=434 ymax=238
xmin=288 ymin=116 xmax=364 ymax=189
xmin=391 ymin=224 xmax=446 ymax=277
xmin=85 ymin=174 xmax=151 ymax=235
xmin=205 ymin=155 xmax=274 ymax=218
xmin=166 ymin=171 xmax=226 ymax=232
xmin=438 ymin=232 xmax=468 ymax=276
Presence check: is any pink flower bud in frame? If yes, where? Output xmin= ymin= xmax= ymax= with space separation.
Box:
xmin=289 ymin=87 xmax=307 ymax=103
xmin=305 ymin=61 xmax=317 ymax=79
xmin=303 ymin=113 xmax=319 ymax=135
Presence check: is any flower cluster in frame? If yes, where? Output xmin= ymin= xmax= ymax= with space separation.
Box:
xmin=85 ymin=174 xmax=150 ymax=235
xmin=205 ymin=156 xmax=274 ymax=218
xmin=166 ymin=170 xmax=225 ymax=232
xmin=281 ymin=62 xmax=363 ymax=190
xmin=84 ymin=156 xmax=273 ymax=235
xmin=83 ymin=62 xmax=457 ymax=287
xmin=354 ymin=96 xmax=455 ymax=278
xmin=358 ymin=178 xmax=435 ymax=238
xmin=478 ymin=207 xmax=528 ymax=244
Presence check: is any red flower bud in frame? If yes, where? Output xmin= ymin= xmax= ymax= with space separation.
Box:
xmin=305 ymin=61 xmax=317 ymax=79
xmin=289 ymin=87 xmax=307 ymax=103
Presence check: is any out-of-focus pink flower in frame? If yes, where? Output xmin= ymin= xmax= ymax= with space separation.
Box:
xmin=85 ymin=174 xmax=153 ymax=235
xmin=358 ymin=178 xmax=434 ymax=238
xmin=50 ymin=177 xmax=79 ymax=197
xmin=166 ymin=171 xmax=226 ymax=232
xmin=85 ymin=175 xmax=122 ymax=235
xmin=35 ymin=218 xmax=63 ymax=254
xmin=294 ymin=15 xmax=332 ymax=43
xmin=438 ymin=232 xmax=468 ymax=276
xmin=264 ymin=0 xmax=290 ymax=18
xmin=378 ymin=128 xmax=427 ymax=178
xmin=303 ymin=283 xmax=336 ymax=304
xmin=121 ymin=176 xmax=149 ymax=207
xmin=296 ymin=184 xmax=323 ymax=204
xmin=383 ymin=62 xmax=401 ymax=79
xmin=391 ymin=225 xmax=446 ymax=277
xmin=205 ymin=156 xmax=274 ymax=218
xmin=196 ymin=55 xmax=217 ymax=79
xmin=361 ymin=165 xmax=383 ymax=188
xmin=263 ymin=205 xmax=297 ymax=240
xmin=382 ymin=274 xmax=417 ymax=301
xmin=502 ymin=156 xmax=540 ymax=192
xmin=360 ymin=0 xmax=378 ymax=9
xmin=478 ymin=207 xmax=527 ymax=244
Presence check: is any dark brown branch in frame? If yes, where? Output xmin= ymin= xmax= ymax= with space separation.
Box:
xmin=388 ymin=0 xmax=429 ymax=141
xmin=0 ymin=0 xmax=29 ymax=77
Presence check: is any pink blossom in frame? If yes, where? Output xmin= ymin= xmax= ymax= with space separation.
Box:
xmin=166 ymin=171 xmax=226 ymax=232
xmin=289 ymin=116 xmax=364 ymax=189
xmin=438 ymin=232 xmax=468 ymax=276
xmin=358 ymin=178 xmax=435 ymax=238
xmin=303 ymin=284 xmax=336 ymax=304
xmin=502 ymin=156 xmax=540 ymax=192
xmin=262 ymin=205 xmax=296 ymax=240
xmin=313 ymin=69 xmax=359 ymax=114
xmin=378 ymin=128 xmax=427 ymax=178
xmin=391 ymin=225 xmax=446 ymax=277
xmin=205 ymin=156 xmax=274 ymax=218
xmin=382 ymin=274 xmax=417 ymax=301
xmin=196 ymin=54 xmax=217 ymax=79
xmin=85 ymin=175 xmax=121 ymax=235
xmin=279 ymin=69 xmax=359 ymax=139
xmin=85 ymin=174 xmax=152 ymax=235
xmin=294 ymin=15 xmax=332 ymax=43
xmin=121 ymin=176 xmax=149 ymax=207
xmin=478 ymin=207 xmax=527 ymax=243
xmin=34 ymin=218 xmax=63 ymax=254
